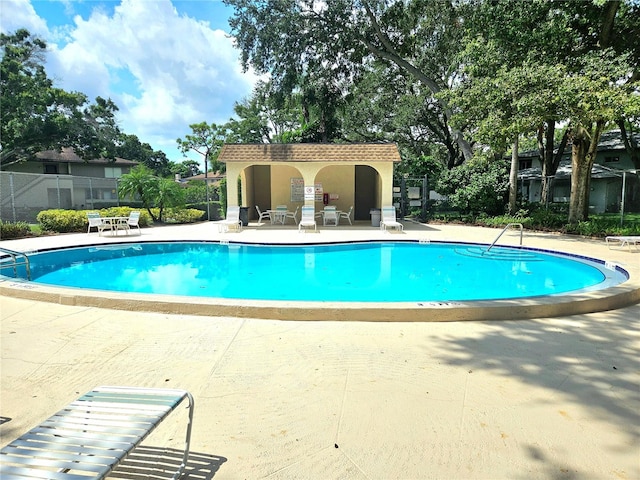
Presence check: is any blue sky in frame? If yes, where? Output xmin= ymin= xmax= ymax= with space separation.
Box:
xmin=1 ymin=0 xmax=260 ymax=165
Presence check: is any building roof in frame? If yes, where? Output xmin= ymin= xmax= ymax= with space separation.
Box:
xmin=35 ymin=148 xmax=137 ymax=165
xmin=181 ymin=173 xmax=224 ymax=183
xmin=218 ymin=143 xmax=401 ymax=163
xmin=518 ymin=159 xmax=625 ymax=181
xmin=518 ymin=130 xmax=640 ymax=159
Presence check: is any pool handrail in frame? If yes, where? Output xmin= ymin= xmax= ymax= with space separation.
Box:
xmin=484 ymin=223 xmax=523 ymax=254
xmin=0 ymin=246 xmax=31 ymax=280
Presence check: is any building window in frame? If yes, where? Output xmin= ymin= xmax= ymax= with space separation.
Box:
xmin=604 ymin=156 xmax=619 ymax=163
xmin=44 ymin=164 xmax=58 ymax=174
xmin=519 ymin=159 xmax=533 ymax=170
xmin=105 ymin=167 xmax=122 ymax=178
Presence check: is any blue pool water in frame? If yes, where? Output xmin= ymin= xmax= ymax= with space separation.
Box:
xmin=6 ymin=241 xmax=627 ymax=302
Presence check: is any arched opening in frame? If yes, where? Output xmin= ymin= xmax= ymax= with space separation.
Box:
xmin=240 ymin=164 xmax=305 ymax=220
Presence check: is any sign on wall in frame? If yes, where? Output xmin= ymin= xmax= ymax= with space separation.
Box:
xmin=291 ymin=177 xmax=304 ymax=202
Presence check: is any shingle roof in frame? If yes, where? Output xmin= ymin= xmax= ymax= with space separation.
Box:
xmin=35 ymin=148 xmax=137 ymax=165
xmin=218 ymin=143 xmax=401 ymax=163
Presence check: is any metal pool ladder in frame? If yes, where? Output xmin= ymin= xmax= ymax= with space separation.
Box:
xmin=0 ymin=247 xmax=31 ymax=280
xmin=484 ymin=223 xmax=523 ymax=254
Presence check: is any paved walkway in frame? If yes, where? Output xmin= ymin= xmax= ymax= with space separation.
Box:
xmin=1 ymin=221 xmax=639 ymax=479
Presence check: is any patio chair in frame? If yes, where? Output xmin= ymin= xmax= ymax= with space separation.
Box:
xmin=299 ymin=205 xmax=317 ymax=232
xmin=339 ymin=206 xmax=353 ymax=225
xmin=285 ymin=206 xmax=299 ymax=225
xmin=118 ymin=210 xmax=141 ymax=235
xmin=380 ymin=206 xmax=404 ymax=232
xmin=0 ymin=386 xmax=194 ymax=480
xmin=323 ymin=206 xmax=339 ymax=226
xmin=219 ymin=206 xmax=243 ymax=233
xmin=87 ymin=211 xmax=111 ymax=236
xmin=255 ymin=205 xmax=271 ymax=224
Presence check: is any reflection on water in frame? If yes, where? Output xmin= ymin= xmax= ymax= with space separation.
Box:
xmin=22 ymin=241 xmax=625 ymax=302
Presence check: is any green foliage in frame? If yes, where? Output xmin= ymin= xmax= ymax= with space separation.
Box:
xmin=153 ymin=208 xmax=205 ymax=224
xmin=118 ymin=166 xmax=186 ymax=222
xmin=1 ymin=29 xmax=121 ymax=167
xmin=36 ymin=209 xmax=88 ymax=233
xmin=35 ymin=207 xmax=207 ymax=234
xmin=176 ymin=122 xmax=228 ymax=175
xmin=436 ymin=157 xmax=510 ymax=215
xmin=564 ymin=218 xmax=640 ymax=237
xmin=0 ymin=220 xmax=31 ymax=239
xmin=116 ymin=134 xmax=171 ymax=177
xmin=171 ymin=160 xmax=202 ymax=178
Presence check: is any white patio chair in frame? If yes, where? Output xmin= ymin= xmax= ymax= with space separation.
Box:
xmin=119 ymin=210 xmax=141 ymax=235
xmin=339 ymin=206 xmax=353 ymax=225
xmin=299 ymin=206 xmax=317 ymax=232
xmin=380 ymin=206 xmax=404 ymax=232
xmin=285 ymin=206 xmax=299 ymax=225
xmin=87 ymin=211 xmax=111 ymax=236
xmin=255 ymin=205 xmax=271 ymax=224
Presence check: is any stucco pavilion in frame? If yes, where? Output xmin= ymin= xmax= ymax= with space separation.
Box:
xmin=218 ymin=143 xmax=401 ymax=221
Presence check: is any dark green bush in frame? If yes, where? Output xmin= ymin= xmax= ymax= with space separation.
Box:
xmin=436 ymin=157 xmax=509 ymax=216
xmin=0 ymin=220 xmax=32 ymax=239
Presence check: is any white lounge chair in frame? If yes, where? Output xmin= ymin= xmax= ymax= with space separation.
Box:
xmin=323 ymin=206 xmax=339 ymax=226
xmin=380 ymin=206 xmax=404 ymax=232
xmin=299 ymin=205 xmax=317 ymax=232
xmin=219 ymin=206 xmax=243 ymax=233
xmin=87 ymin=211 xmax=111 ymax=236
xmin=606 ymin=236 xmax=640 ymax=250
xmin=339 ymin=206 xmax=353 ymax=225
xmin=255 ymin=205 xmax=271 ymax=224
xmin=0 ymin=386 xmax=194 ymax=480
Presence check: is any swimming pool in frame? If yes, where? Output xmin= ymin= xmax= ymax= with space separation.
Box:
xmin=6 ymin=241 xmax=628 ymax=303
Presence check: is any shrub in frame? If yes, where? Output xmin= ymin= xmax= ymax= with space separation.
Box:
xmin=0 ymin=220 xmax=31 ymax=239
xmin=153 ymin=208 xmax=205 ymax=224
xmin=36 ymin=210 xmax=87 ymax=233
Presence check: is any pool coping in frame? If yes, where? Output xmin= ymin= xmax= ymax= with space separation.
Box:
xmin=2 ymin=237 xmax=639 ymax=322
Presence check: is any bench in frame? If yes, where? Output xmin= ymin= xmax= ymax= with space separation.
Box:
xmin=0 ymin=386 xmax=194 ymax=480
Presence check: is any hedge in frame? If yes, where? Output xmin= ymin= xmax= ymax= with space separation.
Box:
xmin=36 ymin=208 xmax=204 ymax=233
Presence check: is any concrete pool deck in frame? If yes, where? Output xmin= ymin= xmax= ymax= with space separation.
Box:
xmin=1 ymin=221 xmax=639 ymax=479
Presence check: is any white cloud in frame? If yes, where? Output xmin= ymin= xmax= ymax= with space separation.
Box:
xmin=0 ymin=0 xmax=48 ymax=36
xmin=2 ymin=0 xmax=259 ymax=163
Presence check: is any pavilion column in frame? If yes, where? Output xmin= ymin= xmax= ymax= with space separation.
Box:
xmin=225 ymin=163 xmax=242 ymax=207
xmin=299 ymin=166 xmax=321 ymax=207
xmin=377 ymin=162 xmax=395 ymax=206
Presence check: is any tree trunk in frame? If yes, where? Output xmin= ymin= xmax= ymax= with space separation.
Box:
xmin=539 ymin=122 xmax=569 ymax=206
xmin=568 ymin=122 xmax=604 ymax=223
xmin=509 ymin=137 xmax=519 ymax=214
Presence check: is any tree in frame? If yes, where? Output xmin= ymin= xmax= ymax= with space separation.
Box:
xmin=170 ymin=159 xmax=202 ymax=178
xmin=1 ymin=29 xmax=121 ymax=167
xmin=118 ymin=165 xmax=184 ymax=222
xmin=224 ymin=0 xmax=473 ymax=164
xmin=153 ymin=178 xmax=185 ymax=223
xmin=177 ymin=122 xmax=229 ymax=220
xmin=436 ymin=156 xmax=510 ymax=216
xmin=116 ymin=134 xmax=172 ymax=177
xmin=117 ymin=165 xmax=157 ymax=219
xmin=448 ymin=0 xmax=638 ymax=222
